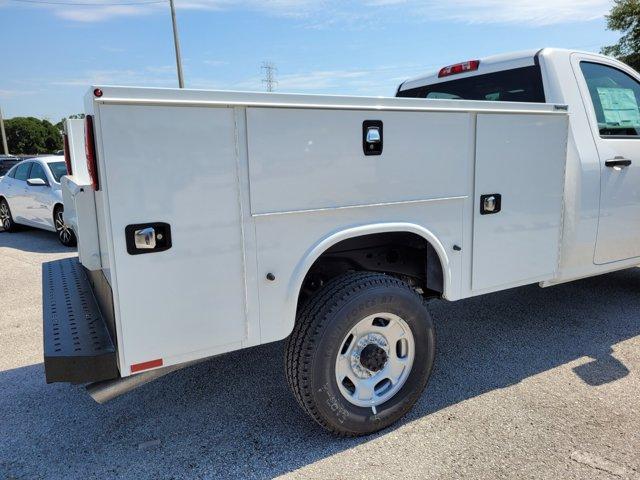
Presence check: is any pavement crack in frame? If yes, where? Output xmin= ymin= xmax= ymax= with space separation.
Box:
xmin=570 ymin=450 xmax=639 ymax=479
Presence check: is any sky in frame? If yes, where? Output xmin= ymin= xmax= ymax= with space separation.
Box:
xmin=0 ymin=0 xmax=622 ymax=121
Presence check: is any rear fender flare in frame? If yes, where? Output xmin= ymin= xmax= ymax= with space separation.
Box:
xmin=287 ymin=222 xmax=452 ymax=309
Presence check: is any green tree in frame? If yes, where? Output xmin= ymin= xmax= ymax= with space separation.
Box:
xmin=55 ymin=113 xmax=85 ymax=132
xmin=5 ymin=117 xmax=62 ymax=155
xmin=601 ymin=0 xmax=640 ymax=71
xmin=42 ymin=119 xmax=62 ymax=152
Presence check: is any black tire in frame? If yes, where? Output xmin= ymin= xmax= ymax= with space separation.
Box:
xmin=284 ymin=272 xmax=436 ymax=436
xmin=0 ymin=198 xmax=17 ymax=232
xmin=54 ymin=205 xmax=77 ymax=247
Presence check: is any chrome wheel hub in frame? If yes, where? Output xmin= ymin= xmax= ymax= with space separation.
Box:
xmin=55 ymin=210 xmax=72 ymax=243
xmin=0 ymin=203 xmax=10 ymax=229
xmin=335 ymin=313 xmax=415 ymax=409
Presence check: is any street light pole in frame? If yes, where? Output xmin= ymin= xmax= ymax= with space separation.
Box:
xmin=0 ymin=106 xmax=8 ymax=155
xmin=169 ymin=0 xmax=185 ymax=88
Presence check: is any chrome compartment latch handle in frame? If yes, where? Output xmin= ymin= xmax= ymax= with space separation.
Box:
xmin=134 ymin=227 xmax=156 ymax=250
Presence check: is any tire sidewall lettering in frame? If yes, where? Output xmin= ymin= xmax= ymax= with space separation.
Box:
xmin=311 ymin=282 xmax=434 ymax=433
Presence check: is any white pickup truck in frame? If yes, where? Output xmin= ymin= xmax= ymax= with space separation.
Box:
xmin=45 ymin=48 xmax=640 ymax=436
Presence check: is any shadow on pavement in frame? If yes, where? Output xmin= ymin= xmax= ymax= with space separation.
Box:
xmin=0 ymin=228 xmax=74 ymax=254
xmin=1 ymin=268 xmax=639 ymax=479
xmin=572 ymin=352 xmax=630 ymax=386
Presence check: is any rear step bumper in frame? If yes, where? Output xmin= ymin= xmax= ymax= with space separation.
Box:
xmin=43 ymin=257 xmax=119 ymax=384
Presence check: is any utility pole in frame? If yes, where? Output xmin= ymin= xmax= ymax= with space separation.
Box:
xmin=0 ymin=106 xmax=8 ymax=155
xmin=261 ymin=61 xmax=278 ymax=92
xmin=169 ymin=0 xmax=185 ymax=88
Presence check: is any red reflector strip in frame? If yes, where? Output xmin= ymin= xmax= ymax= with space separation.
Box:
xmin=63 ymin=133 xmax=73 ymax=176
xmin=85 ymin=115 xmax=99 ymax=190
xmin=438 ymin=60 xmax=480 ymax=78
xmin=131 ymin=358 xmax=163 ymax=373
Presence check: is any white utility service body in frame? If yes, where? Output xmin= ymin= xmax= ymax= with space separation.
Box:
xmin=67 ymin=91 xmax=568 ymax=371
xmin=49 ymin=48 xmax=640 ymax=435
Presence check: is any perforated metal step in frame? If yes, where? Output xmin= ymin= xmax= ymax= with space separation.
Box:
xmin=43 ymin=257 xmax=118 ymax=384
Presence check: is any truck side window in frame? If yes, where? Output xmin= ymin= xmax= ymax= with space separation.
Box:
xmin=398 ymin=66 xmax=546 ymax=103
xmin=580 ymin=62 xmax=640 ymax=137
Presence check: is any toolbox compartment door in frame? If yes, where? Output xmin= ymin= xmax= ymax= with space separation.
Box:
xmin=97 ymin=105 xmax=247 ymax=372
xmin=472 ymin=113 xmax=568 ymax=293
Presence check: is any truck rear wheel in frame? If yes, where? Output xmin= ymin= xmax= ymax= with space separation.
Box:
xmin=285 ymin=272 xmax=436 ymax=436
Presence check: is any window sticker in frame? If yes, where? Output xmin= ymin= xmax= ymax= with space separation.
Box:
xmin=597 ymin=87 xmax=640 ymax=128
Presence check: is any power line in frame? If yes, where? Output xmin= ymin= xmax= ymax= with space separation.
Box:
xmin=261 ymin=61 xmax=278 ymax=93
xmin=7 ymin=0 xmax=166 ymax=5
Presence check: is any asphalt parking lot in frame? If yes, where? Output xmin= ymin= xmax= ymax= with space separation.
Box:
xmin=1 ymin=229 xmax=639 ymax=480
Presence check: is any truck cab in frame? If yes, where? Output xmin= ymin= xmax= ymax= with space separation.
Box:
xmin=397 ymin=48 xmax=640 ymax=282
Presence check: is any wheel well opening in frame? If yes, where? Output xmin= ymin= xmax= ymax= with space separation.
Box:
xmin=299 ymin=232 xmax=444 ymax=305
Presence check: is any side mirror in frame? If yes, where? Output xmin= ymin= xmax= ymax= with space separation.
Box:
xmin=27 ymin=178 xmax=48 ymax=187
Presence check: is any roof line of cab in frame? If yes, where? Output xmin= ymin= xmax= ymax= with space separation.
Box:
xmin=395 ymin=47 xmax=608 ymax=94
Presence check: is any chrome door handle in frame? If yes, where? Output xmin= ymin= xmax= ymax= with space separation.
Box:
xmin=134 ymin=227 xmax=156 ymax=249
xmin=362 ymin=120 xmax=383 ymax=156
xmin=480 ymin=193 xmax=502 ymax=215
xmin=366 ymin=127 xmax=381 ymax=143
xmin=125 ymin=222 xmax=172 ymax=255
xmin=605 ymin=156 xmax=632 ymax=168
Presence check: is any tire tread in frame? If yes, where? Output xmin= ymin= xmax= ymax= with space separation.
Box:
xmin=284 ymin=271 xmax=428 ymax=436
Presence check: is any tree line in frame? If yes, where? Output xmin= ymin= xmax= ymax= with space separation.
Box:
xmin=3 ymin=117 xmax=64 ymax=155
xmin=602 ymin=0 xmax=640 ymax=71
xmin=2 ymin=114 xmax=86 ymax=156
xmin=2 ymin=0 xmax=639 ymax=155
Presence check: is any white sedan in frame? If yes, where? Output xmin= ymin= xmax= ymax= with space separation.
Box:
xmin=0 ymin=156 xmax=77 ymax=246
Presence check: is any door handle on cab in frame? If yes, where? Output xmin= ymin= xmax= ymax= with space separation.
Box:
xmin=605 ymin=156 xmax=632 ymax=168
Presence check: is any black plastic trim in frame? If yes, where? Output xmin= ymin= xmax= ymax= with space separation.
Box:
xmin=533 ymin=49 xmax=548 ymax=102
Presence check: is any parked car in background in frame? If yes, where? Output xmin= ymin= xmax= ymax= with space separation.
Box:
xmin=0 ymin=155 xmax=19 ymax=178
xmin=0 ymin=156 xmax=76 ymax=246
